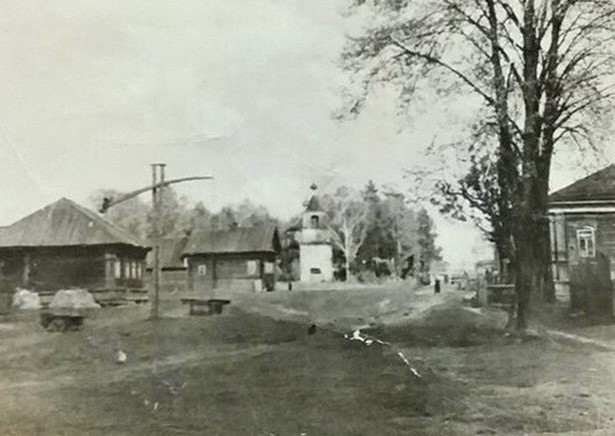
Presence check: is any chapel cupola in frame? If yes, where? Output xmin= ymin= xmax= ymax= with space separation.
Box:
xmin=302 ymin=183 xmax=326 ymax=230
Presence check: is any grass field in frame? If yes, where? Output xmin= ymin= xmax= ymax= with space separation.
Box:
xmin=2 ymin=285 xmax=615 ymax=435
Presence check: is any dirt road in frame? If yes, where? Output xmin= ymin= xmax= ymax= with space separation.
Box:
xmin=2 ymin=284 xmax=615 ymax=435
xmin=232 ymin=281 xmax=476 ymax=331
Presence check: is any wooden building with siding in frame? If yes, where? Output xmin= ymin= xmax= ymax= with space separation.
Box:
xmin=549 ymin=164 xmax=615 ymax=300
xmin=145 ymin=236 xmax=190 ymax=293
xmin=181 ymin=225 xmax=281 ymax=296
xmin=0 ymin=198 xmax=150 ymax=293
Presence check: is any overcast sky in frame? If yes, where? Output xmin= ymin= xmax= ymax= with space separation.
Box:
xmin=0 ymin=0 xmax=611 ymax=268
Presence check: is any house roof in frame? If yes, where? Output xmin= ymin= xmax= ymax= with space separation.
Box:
xmin=0 ymin=198 xmax=147 ymax=249
xmin=146 ymin=236 xmax=190 ymax=269
xmin=284 ymin=217 xmax=302 ymax=233
xmin=550 ymin=164 xmax=615 ymax=204
xmin=182 ymin=225 xmax=280 ymax=257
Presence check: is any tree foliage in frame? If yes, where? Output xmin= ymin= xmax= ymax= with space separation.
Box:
xmin=321 ymin=186 xmax=370 ymax=278
xmin=341 ymin=0 xmax=615 ymax=330
xmin=416 ymin=208 xmax=443 ymax=270
xmin=321 ymin=182 xmax=441 ymax=279
xmin=91 ymin=189 xmax=278 ymax=240
xmin=90 ymin=189 xmax=150 ymax=240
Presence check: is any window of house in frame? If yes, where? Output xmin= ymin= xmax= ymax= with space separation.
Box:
xmin=264 ymin=262 xmax=274 ymax=274
xmin=114 ymin=260 xmax=121 ymax=279
xmin=247 ymin=260 xmax=258 ymax=275
xmin=131 ymin=262 xmax=137 ymax=279
xmin=577 ymin=227 xmax=596 ymax=258
xmin=124 ymin=262 xmax=131 ymax=279
xmin=198 ymin=264 xmax=207 ymax=276
xmin=136 ymin=263 xmax=142 ymax=279
xmin=310 ymin=215 xmax=320 ymax=229
xmin=310 ymin=267 xmax=322 ymax=274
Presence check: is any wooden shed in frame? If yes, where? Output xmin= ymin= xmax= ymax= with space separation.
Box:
xmin=181 ymin=225 xmax=281 ymax=296
xmin=549 ymin=164 xmax=615 ymax=303
xmin=0 ymin=198 xmax=150 ymax=297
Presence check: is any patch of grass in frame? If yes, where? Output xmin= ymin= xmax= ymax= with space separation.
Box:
xmin=54 ymin=334 xmax=468 ymax=436
xmin=4 ymin=294 xmax=615 ymax=435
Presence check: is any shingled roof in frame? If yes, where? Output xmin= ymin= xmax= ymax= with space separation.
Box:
xmin=146 ymin=236 xmax=190 ymax=269
xmin=182 ymin=225 xmax=280 ymax=257
xmin=550 ymin=164 xmax=615 ymax=204
xmin=0 ymin=198 xmax=147 ymax=248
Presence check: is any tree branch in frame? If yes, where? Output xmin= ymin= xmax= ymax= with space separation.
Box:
xmin=390 ymin=35 xmax=497 ymax=106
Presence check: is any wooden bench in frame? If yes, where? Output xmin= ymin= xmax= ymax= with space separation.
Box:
xmin=40 ymin=311 xmax=85 ymax=332
xmin=180 ymin=298 xmax=231 ymax=316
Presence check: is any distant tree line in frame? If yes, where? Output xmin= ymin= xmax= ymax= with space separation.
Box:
xmin=91 ymin=181 xmax=441 ymax=281
xmin=89 ymin=189 xmax=278 ymax=241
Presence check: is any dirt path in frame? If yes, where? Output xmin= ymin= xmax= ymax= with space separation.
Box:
xmin=233 ymin=282 xmax=465 ymax=332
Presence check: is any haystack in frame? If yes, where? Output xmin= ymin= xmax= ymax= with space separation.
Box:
xmin=12 ymin=288 xmax=41 ymax=310
xmin=49 ymin=289 xmax=100 ymax=310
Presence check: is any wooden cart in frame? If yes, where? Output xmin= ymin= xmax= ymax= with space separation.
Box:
xmin=40 ymin=309 xmax=86 ymax=332
xmin=180 ymin=298 xmax=231 ymax=316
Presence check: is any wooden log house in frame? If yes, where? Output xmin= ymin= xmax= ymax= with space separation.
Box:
xmin=0 ymin=198 xmax=150 ymax=305
xmin=549 ymin=164 xmax=615 ymax=302
xmin=181 ymin=225 xmax=281 ymax=296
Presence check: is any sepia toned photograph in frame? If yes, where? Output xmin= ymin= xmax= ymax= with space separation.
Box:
xmin=1 ymin=1 xmax=615 ymax=435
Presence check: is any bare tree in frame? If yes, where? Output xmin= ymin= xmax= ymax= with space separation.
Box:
xmin=323 ymin=187 xmax=369 ymax=280
xmin=342 ymin=0 xmax=615 ymax=331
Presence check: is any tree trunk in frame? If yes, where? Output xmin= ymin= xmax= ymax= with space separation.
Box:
xmin=508 ymin=207 xmax=534 ymax=331
xmin=345 ymin=257 xmax=351 ymax=282
xmin=508 ymin=0 xmax=545 ymax=333
xmin=511 ymin=160 xmax=555 ymax=332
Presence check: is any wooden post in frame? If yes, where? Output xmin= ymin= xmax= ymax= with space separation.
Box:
xmin=104 ymin=253 xmax=116 ymax=289
xmin=22 ymin=253 xmax=31 ymax=287
xmin=96 ymin=164 xmax=212 ymax=319
xmin=151 ymin=164 xmax=160 ymax=320
xmin=157 ymin=164 xmax=165 ymax=310
xmin=212 ymin=257 xmax=217 ymax=290
xmin=150 ymin=163 xmax=166 ymax=320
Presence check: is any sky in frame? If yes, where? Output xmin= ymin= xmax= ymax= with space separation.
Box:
xmin=0 ymin=0 xmax=612 ymax=269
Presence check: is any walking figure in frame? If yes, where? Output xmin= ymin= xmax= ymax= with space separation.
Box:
xmin=434 ymin=278 xmax=441 ymax=294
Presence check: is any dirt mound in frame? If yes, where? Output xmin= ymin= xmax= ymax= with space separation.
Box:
xmin=416 ymin=305 xmax=507 ymax=329
xmin=49 ymin=289 xmax=101 ymax=310
xmin=366 ymin=305 xmax=508 ymax=348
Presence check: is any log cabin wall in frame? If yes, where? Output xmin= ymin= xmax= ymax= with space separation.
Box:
xmin=0 ymin=245 xmax=148 ymax=292
xmin=563 ymin=214 xmax=615 ymax=280
xmin=186 ymin=252 xmax=276 ymax=294
xmin=29 ymin=251 xmax=107 ymax=290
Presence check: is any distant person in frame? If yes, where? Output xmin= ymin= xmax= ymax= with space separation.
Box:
xmin=434 ymin=278 xmax=441 ymax=294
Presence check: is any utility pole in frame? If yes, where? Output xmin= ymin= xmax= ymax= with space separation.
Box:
xmin=99 ymin=165 xmax=212 ymax=320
